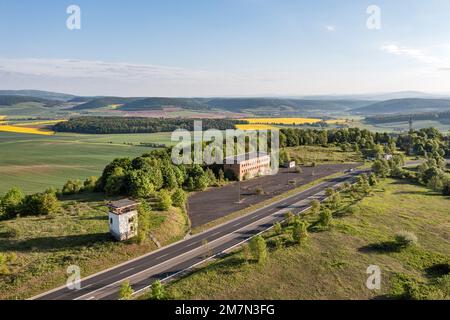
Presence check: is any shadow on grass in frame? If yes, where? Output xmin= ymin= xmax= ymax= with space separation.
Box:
xmin=425 ymin=263 xmax=450 ymax=279
xmin=0 ymin=232 xmax=111 ymax=253
xmin=358 ymin=241 xmax=404 ymax=254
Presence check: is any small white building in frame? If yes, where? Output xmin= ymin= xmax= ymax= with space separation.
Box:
xmin=108 ymin=199 xmax=139 ymax=241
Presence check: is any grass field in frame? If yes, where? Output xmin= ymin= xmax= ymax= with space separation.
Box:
xmin=157 ymin=179 xmax=450 ymax=300
xmin=0 ymin=131 xmax=173 ymax=194
xmin=285 ymin=145 xmax=362 ymax=164
xmin=0 ymin=195 xmax=190 ymax=300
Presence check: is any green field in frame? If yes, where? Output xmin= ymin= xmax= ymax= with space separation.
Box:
xmin=157 ymin=179 xmax=450 ymax=300
xmin=0 ymin=132 xmax=174 ymax=194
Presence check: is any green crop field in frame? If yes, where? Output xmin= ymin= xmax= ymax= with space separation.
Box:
xmin=156 ymin=179 xmax=450 ymax=300
xmin=0 ymin=131 xmax=174 ymax=194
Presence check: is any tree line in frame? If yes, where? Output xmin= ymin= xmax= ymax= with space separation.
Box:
xmin=53 ymin=117 xmax=247 ymax=134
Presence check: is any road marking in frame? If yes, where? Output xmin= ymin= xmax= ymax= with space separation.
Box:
xmin=87 ymin=296 xmax=96 ymax=300
xmin=119 ymin=267 xmax=135 ymax=275
xmin=33 ymin=169 xmax=370 ymax=300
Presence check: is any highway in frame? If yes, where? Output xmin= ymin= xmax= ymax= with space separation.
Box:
xmin=33 ymin=169 xmax=368 ymax=300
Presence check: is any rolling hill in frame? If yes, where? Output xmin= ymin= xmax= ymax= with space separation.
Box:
xmin=352 ymin=98 xmax=450 ymax=115
xmin=0 ymin=90 xmax=75 ymax=101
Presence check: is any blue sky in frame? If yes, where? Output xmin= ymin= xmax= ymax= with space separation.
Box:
xmin=1 ymin=0 xmax=450 ymax=96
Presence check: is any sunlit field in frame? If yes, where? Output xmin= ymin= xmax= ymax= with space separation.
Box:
xmin=242 ymin=118 xmax=346 ymax=126
xmin=235 ymin=124 xmax=276 ymax=130
xmin=0 ymin=116 xmax=58 ymax=135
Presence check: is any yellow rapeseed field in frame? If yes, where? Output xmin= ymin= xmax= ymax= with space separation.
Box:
xmin=0 ymin=125 xmax=55 ymax=135
xmin=0 ymin=116 xmax=55 ymax=135
xmin=14 ymin=120 xmax=67 ymax=126
xmin=240 ymin=118 xmax=347 ymax=129
xmin=243 ymin=118 xmax=323 ymax=125
xmin=235 ymin=124 xmax=276 ymax=130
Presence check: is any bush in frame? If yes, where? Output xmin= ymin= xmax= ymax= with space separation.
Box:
xmin=395 ymin=231 xmax=418 ymax=247
xmin=249 ymin=235 xmax=267 ymax=265
xmin=119 ymin=281 xmax=134 ymax=300
xmin=319 ymin=209 xmax=333 ymax=227
xmin=62 ymin=179 xmax=83 ymax=195
xmin=1 ymin=187 xmax=24 ymax=218
xmin=150 ymin=280 xmax=166 ymax=300
xmin=83 ymin=176 xmax=99 ymax=192
xmin=292 ymin=219 xmax=308 ymax=245
xmin=158 ymin=189 xmax=172 ymax=211
xmin=273 ymin=222 xmax=282 ymax=235
xmin=171 ymin=188 xmax=187 ymax=208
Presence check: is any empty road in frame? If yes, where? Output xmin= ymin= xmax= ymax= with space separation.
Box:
xmin=33 ymin=169 xmax=368 ymax=300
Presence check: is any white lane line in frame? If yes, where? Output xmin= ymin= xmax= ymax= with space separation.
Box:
xmin=87 ymin=296 xmax=96 ymax=300
xmin=119 ymin=267 xmax=135 ymax=275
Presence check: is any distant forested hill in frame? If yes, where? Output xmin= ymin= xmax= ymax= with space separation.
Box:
xmin=0 ymin=95 xmax=61 ymax=107
xmin=0 ymin=90 xmax=75 ymax=101
xmin=72 ymin=97 xmax=371 ymax=113
xmin=53 ymin=116 xmax=246 ymax=134
xmin=366 ymin=110 xmax=450 ymax=124
xmin=352 ymin=98 xmax=450 ymax=115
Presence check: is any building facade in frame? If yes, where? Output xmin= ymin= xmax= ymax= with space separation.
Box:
xmin=223 ymin=152 xmax=271 ymax=181
xmin=108 ymin=199 xmax=139 ymax=241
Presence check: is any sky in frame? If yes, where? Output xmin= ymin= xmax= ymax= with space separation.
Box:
xmin=0 ymin=0 xmax=450 ymax=97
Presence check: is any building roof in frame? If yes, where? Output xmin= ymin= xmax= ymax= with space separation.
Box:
xmin=108 ymin=198 xmax=139 ymax=209
xmin=224 ymin=151 xmax=269 ymax=164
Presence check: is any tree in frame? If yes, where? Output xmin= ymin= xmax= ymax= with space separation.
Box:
xmin=249 ymin=235 xmax=267 ymax=265
xmin=368 ymin=173 xmax=378 ymax=186
xmin=325 ymin=188 xmax=335 ymax=197
xmin=137 ymin=201 xmax=151 ymax=244
xmin=292 ymin=219 xmax=308 ymax=245
xmin=105 ymin=167 xmax=126 ymax=195
xmin=284 ymin=211 xmax=295 ymax=225
xmin=150 ymin=280 xmax=166 ymax=300
xmin=161 ymin=166 xmax=178 ymax=190
xmin=273 ymin=222 xmax=282 ymax=235
xmin=39 ymin=191 xmax=61 ymax=216
xmin=329 ymin=192 xmax=342 ymax=210
xmin=171 ymin=188 xmax=187 ymax=208
xmin=62 ymin=179 xmax=83 ymax=195
xmin=205 ymin=168 xmax=217 ymax=186
xmin=83 ymin=176 xmax=99 ymax=192
xmin=310 ymin=199 xmax=320 ymax=215
xmin=319 ymin=208 xmax=333 ymax=227
xmin=218 ymin=169 xmax=225 ymax=183
xmin=119 ymin=281 xmax=134 ymax=300
xmin=372 ymin=160 xmax=390 ymax=178
xmin=1 ymin=187 xmax=24 ymax=218
xmin=427 ymin=175 xmax=443 ymax=191
xmin=195 ymin=173 xmax=210 ymax=191
xmin=158 ymin=189 xmax=172 ymax=211
xmin=21 ymin=190 xmax=60 ymax=217
xmin=128 ymin=170 xmax=154 ymax=198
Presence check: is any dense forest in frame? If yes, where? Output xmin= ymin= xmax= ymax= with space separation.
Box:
xmin=53 ymin=117 xmax=247 ymax=134
xmin=366 ymin=111 xmax=450 ymax=124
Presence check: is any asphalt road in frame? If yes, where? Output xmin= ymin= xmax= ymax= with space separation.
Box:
xmin=32 ymin=168 xmax=368 ymax=300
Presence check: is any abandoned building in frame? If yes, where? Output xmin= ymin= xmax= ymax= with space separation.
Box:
xmin=223 ymin=152 xmax=271 ymax=181
xmin=108 ymin=199 xmax=139 ymax=241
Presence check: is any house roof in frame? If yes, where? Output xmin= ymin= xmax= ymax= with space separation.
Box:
xmin=108 ymin=198 xmax=139 ymax=209
xmin=224 ymin=151 xmax=269 ymax=164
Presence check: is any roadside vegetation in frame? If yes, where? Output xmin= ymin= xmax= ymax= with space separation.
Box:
xmin=151 ymin=175 xmax=449 ymax=300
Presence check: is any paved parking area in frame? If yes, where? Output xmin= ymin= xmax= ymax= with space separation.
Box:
xmin=188 ymin=163 xmax=360 ymax=228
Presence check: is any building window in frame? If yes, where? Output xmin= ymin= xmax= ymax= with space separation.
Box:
xmin=110 ymin=218 xmax=113 ymax=225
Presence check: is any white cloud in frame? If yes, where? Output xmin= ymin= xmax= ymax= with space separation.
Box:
xmin=325 ymin=25 xmax=336 ymax=32
xmin=380 ymin=44 xmax=450 ymax=69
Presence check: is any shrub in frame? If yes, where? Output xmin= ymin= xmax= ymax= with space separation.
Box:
xmin=395 ymin=231 xmax=418 ymax=247
xmin=150 ymin=280 xmax=166 ymax=300
xmin=319 ymin=209 xmax=333 ymax=227
xmin=273 ymin=222 xmax=282 ymax=235
xmin=255 ymin=187 xmax=265 ymax=195
xmin=83 ymin=176 xmax=99 ymax=192
xmin=119 ymin=281 xmax=134 ymax=300
xmin=249 ymin=235 xmax=267 ymax=265
xmin=171 ymin=188 xmax=187 ymax=208
xmin=292 ymin=219 xmax=308 ymax=245
xmin=158 ymin=189 xmax=172 ymax=211
xmin=62 ymin=179 xmax=83 ymax=195
xmin=1 ymin=187 xmax=24 ymax=218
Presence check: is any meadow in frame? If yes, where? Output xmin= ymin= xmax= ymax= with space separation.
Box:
xmin=0 ymin=131 xmax=173 ymax=194
xmin=0 ymin=194 xmax=190 ymax=300
xmin=157 ymin=179 xmax=450 ymax=300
